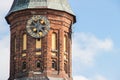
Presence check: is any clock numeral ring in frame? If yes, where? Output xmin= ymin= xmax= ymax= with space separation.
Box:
xmin=26 ymin=15 xmax=50 ymax=38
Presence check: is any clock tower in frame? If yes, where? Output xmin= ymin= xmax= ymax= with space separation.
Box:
xmin=5 ymin=0 xmax=76 ymax=80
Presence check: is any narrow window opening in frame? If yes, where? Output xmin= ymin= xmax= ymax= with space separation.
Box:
xmin=22 ymin=62 xmax=26 ymax=70
xmin=36 ymin=61 xmax=41 ymax=68
xmin=23 ymin=34 xmax=27 ymax=50
xmin=52 ymin=60 xmax=57 ymax=70
xmin=64 ymin=63 xmax=67 ymax=73
xmin=36 ymin=39 xmax=41 ymax=49
xmin=14 ymin=37 xmax=16 ymax=52
xmin=52 ymin=33 xmax=57 ymax=50
xmin=64 ymin=35 xmax=67 ymax=52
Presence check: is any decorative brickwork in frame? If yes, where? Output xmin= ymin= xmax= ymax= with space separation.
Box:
xmin=6 ymin=9 xmax=75 ymax=80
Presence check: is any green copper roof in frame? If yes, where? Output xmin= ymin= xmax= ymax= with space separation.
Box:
xmin=8 ymin=0 xmax=74 ymax=15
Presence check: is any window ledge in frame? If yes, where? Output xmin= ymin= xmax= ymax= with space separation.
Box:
xmin=64 ymin=52 xmax=68 ymax=54
xmin=51 ymin=49 xmax=58 ymax=52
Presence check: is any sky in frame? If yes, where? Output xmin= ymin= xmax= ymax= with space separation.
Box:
xmin=0 ymin=0 xmax=120 ymax=80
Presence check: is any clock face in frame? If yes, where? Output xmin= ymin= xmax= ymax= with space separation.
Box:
xmin=26 ymin=15 xmax=50 ymax=38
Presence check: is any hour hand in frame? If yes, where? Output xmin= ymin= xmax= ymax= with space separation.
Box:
xmin=32 ymin=21 xmax=38 ymax=28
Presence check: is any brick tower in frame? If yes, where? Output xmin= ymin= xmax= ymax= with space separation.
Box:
xmin=5 ymin=0 xmax=76 ymax=80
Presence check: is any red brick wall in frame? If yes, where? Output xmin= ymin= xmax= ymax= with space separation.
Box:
xmin=7 ymin=9 xmax=75 ymax=80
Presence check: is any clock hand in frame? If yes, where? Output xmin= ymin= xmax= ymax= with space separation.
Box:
xmin=30 ymin=25 xmax=36 ymax=28
xmin=40 ymin=28 xmax=46 ymax=36
xmin=32 ymin=19 xmax=48 ymax=36
xmin=32 ymin=21 xmax=38 ymax=28
xmin=37 ymin=27 xmax=39 ymax=34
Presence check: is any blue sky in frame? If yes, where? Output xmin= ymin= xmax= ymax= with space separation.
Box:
xmin=70 ymin=0 xmax=120 ymax=80
xmin=0 ymin=0 xmax=120 ymax=80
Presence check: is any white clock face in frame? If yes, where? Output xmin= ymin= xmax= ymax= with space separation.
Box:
xmin=26 ymin=15 xmax=50 ymax=38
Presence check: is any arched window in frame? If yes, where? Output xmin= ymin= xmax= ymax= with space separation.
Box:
xmin=36 ymin=60 xmax=43 ymax=72
xmin=22 ymin=62 xmax=26 ymax=70
xmin=64 ymin=63 xmax=67 ymax=73
xmin=36 ymin=61 xmax=41 ymax=68
xmin=23 ymin=34 xmax=27 ymax=50
xmin=36 ymin=39 xmax=41 ymax=49
xmin=14 ymin=37 xmax=16 ymax=52
xmin=64 ymin=35 xmax=67 ymax=52
xmin=52 ymin=60 xmax=57 ymax=70
xmin=52 ymin=33 xmax=57 ymax=50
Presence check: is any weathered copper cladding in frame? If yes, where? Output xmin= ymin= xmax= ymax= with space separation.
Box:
xmin=7 ymin=0 xmax=75 ymax=16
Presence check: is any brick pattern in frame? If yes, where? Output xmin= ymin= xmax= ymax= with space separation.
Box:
xmin=7 ymin=9 xmax=75 ymax=80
